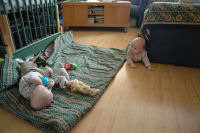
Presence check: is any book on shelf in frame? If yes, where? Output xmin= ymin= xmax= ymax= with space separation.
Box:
xmin=95 ymin=15 xmax=104 ymax=18
xmin=95 ymin=20 xmax=104 ymax=23
xmin=95 ymin=16 xmax=104 ymax=23
xmin=88 ymin=6 xmax=104 ymax=14
xmin=93 ymin=10 xmax=104 ymax=14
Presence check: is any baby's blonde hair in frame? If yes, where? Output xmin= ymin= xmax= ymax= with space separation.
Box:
xmin=131 ymin=37 xmax=145 ymax=48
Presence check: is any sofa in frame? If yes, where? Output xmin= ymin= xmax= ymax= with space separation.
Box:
xmin=120 ymin=0 xmax=149 ymax=28
xmin=129 ymin=0 xmax=149 ymax=28
xmin=145 ymin=24 xmax=200 ymax=68
xmin=139 ymin=0 xmax=200 ymax=68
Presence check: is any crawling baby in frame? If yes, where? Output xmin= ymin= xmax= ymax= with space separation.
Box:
xmin=126 ymin=37 xmax=154 ymax=70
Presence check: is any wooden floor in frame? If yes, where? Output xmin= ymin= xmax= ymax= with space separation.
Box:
xmin=0 ymin=27 xmax=200 ymax=133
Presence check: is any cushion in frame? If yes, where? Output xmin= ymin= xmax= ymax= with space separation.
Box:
xmin=0 ymin=55 xmax=20 ymax=91
xmin=179 ymin=0 xmax=200 ymax=3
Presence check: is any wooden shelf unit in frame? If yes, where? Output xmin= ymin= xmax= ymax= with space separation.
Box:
xmin=62 ymin=1 xmax=131 ymax=29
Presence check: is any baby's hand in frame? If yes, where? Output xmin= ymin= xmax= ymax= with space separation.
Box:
xmin=127 ymin=60 xmax=136 ymax=68
xmin=147 ymin=65 xmax=154 ymax=71
xmin=130 ymin=63 xmax=136 ymax=68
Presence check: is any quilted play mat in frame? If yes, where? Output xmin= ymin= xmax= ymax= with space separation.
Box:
xmin=0 ymin=32 xmax=126 ymax=133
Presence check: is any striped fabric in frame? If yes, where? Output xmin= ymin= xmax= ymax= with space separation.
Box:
xmin=0 ymin=32 xmax=126 ymax=133
xmin=0 ymin=55 xmax=20 ymax=91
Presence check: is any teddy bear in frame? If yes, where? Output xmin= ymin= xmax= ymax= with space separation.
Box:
xmin=67 ymin=79 xmax=99 ymax=96
xmin=126 ymin=37 xmax=154 ymax=70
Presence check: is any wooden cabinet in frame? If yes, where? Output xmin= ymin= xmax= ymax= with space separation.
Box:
xmin=62 ymin=1 xmax=131 ymax=29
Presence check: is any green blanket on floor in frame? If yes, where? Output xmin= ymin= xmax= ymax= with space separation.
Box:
xmin=0 ymin=32 xmax=126 ymax=133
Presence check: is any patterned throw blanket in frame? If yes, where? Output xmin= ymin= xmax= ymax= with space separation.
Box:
xmin=139 ymin=0 xmax=200 ymax=39
xmin=0 ymin=32 xmax=126 ymax=133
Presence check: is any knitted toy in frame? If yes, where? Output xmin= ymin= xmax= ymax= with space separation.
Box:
xmin=66 ymin=79 xmax=99 ymax=96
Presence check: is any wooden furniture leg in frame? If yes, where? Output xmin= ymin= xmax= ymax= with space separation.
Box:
xmin=56 ymin=5 xmax=63 ymax=34
xmin=0 ymin=15 xmax=15 ymax=58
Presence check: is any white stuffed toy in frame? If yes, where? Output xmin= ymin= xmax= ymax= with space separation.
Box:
xmin=53 ymin=63 xmax=70 ymax=88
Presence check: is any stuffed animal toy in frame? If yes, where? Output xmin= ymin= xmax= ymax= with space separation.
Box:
xmin=126 ymin=37 xmax=154 ymax=70
xmin=53 ymin=63 xmax=70 ymax=88
xmin=19 ymin=61 xmax=54 ymax=110
xmin=66 ymin=79 xmax=99 ymax=96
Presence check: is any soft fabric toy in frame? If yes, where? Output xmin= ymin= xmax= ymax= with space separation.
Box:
xmin=19 ymin=61 xmax=54 ymax=110
xmin=20 ymin=61 xmax=53 ymax=77
xmin=126 ymin=37 xmax=154 ymax=70
xmin=53 ymin=63 xmax=70 ymax=88
xmin=66 ymin=79 xmax=99 ymax=96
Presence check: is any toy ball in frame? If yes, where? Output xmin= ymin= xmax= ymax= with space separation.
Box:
xmin=64 ymin=62 xmax=77 ymax=70
xmin=40 ymin=75 xmax=51 ymax=86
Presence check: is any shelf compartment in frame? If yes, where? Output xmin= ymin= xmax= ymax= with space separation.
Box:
xmin=88 ymin=5 xmax=104 ymax=24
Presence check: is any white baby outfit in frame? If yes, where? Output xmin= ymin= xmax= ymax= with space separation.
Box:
xmin=19 ymin=72 xmax=43 ymax=99
xmin=127 ymin=49 xmax=151 ymax=67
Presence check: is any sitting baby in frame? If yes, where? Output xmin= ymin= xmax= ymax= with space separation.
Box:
xmin=126 ymin=37 xmax=154 ymax=70
xmin=19 ymin=61 xmax=54 ymax=110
